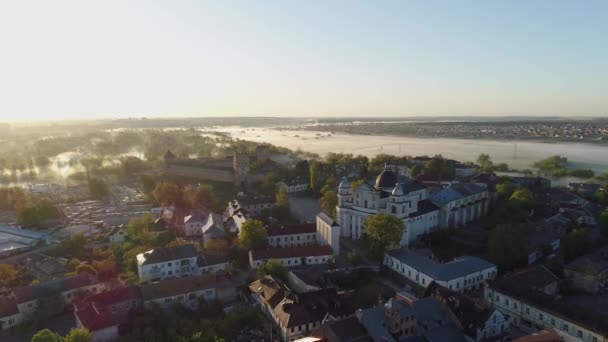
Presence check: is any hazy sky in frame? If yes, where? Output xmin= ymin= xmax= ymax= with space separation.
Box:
xmin=0 ymin=1 xmax=607 ymax=121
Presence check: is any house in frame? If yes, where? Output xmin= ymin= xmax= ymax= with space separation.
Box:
xmin=454 ymin=163 xmax=478 ymax=178
xmin=107 ymin=225 xmax=128 ymax=243
xmin=425 ymin=282 xmax=508 ymax=341
xmin=249 ymin=246 xmax=334 ymax=269
xmin=316 ymin=213 xmax=340 ymax=255
xmin=384 ymin=248 xmax=497 ymax=292
xmin=136 ymin=244 xmax=199 ymax=281
xmin=0 ymin=273 xmax=104 ymax=330
xmin=197 ymin=254 xmax=230 ymax=274
xmin=201 ymin=213 xmax=230 ymax=242
xmin=336 ymin=165 xmax=441 ymax=247
xmin=568 ymin=183 xmax=602 ymax=197
xmin=223 ymin=209 xmax=249 ymax=233
xmin=140 ymin=274 xmax=236 ymax=310
xmin=266 ymin=224 xmax=318 ymax=248
xmin=564 ymin=246 xmax=608 ymax=294
xmin=74 ymin=287 xmax=142 ymax=342
xmin=429 ymin=183 xmax=491 ymax=229
xmin=525 ymin=223 xmax=564 ymax=265
xmin=226 ymin=194 xmax=276 ymax=217
xmin=183 ymin=213 xmax=207 ymax=237
xmin=485 ymin=265 xmax=608 ymax=341
xmin=276 ymin=178 xmax=309 ymax=193
xmin=309 ymin=315 xmax=372 ymax=342
xmin=249 ymin=276 xmax=356 ymax=341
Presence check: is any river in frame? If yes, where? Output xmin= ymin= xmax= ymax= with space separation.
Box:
xmin=217 ymin=126 xmax=608 ymax=174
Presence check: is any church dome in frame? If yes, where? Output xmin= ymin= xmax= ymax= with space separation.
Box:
xmin=375 ymin=170 xmax=398 ymax=188
xmin=338 ymin=177 xmax=350 ymax=189
xmin=391 ymin=183 xmax=404 ymax=196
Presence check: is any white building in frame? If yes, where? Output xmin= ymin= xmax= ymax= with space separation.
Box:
xmin=266 ymin=224 xmax=318 ymax=248
xmin=429 ymin=183 xmax=490 ymax=228
xmin=183 ymin=213 xmax=206 ymax=237
xmin=136 ymin=244 xmax=199 ymax=281
xmin=140 ymin=274 xmax=236 ymax=310
xmin=276 ymin=178 xmax=309 ymax=193
xmin=336 ymin=165 xmax=441 ymax=247
xmin=485 ymin=266 xmax=607 ymax=342
xmin=249 ymin=246 xmax=334 ymax=269
xmin=0 ymin=273 xmax=104 ymax=330
xmin=384 ymin=248 xmax=497 ymax=292
xmin=226 ymin=195 xmax=276 ymax=217
xmin=316 ymin=213 xmax=341 ymax=255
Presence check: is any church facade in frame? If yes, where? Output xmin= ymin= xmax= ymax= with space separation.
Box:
xmin=336 ymin=165 xmax=441 ymax=247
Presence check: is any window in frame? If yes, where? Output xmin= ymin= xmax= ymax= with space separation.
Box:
xmin=168 ymin=262 xmax=172 ymax=266
xmin=577 ymin=330 xmax=582 ymax=338
xmin=525 ymin=308 xmax=530 ymax=315
xmin=562 ymin=324 xmax=568 ymax=332
xmin=539 ymin=313 xmax=544 ymax=321
xmin=550 ymin=318 xmax=555 ymax=326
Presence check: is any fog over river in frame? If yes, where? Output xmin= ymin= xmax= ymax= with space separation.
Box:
xmin=218 ymin=127 xmax=608 ymax=174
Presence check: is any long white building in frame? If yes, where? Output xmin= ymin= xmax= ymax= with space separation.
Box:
xmin=384 ymin=248 xmax=497 ymax=292
xmin=336 ymin=165 xmax=441 ymax=246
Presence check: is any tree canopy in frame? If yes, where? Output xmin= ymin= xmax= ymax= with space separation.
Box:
xmin=363 ymin=214 xmax=404 ymax=260
xmin=238 ymin=219 xmax=267 ymax=250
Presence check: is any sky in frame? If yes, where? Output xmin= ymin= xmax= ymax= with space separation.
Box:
xmin=0 ymin=0 xmax=607 ymax=121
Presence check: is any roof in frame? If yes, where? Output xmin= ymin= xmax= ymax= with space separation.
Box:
xmin=318 ymin=315 xmax=373 ymax=342
xmin=198 ymin=253 xmax=230 ymax=267
xmin=202 ymin=213 xmax=226 ymax=236
xmin=0 ymin=296 xmax=18 ymax=318
xmin=409 ymin=200 xmax=440 ymax=218
xmin=316 ymin=212 xmax=338 ymax=227
xmin=266 ymin=224 xmax=316 ymax=236
xmin=138 ymin=244 xmax=198 ymax=266
xmin=249 ymin=276 xmax=289 ymax=309
xmin=565 ymin=246 xmax=608 ymax=275
xmin=423 ymin=323 xmax=467 ymax=342
xmin=416 ymin=174 xmax=455 ymax=182
xmin=75 ymin=302 xmax=118 ymax=331
xmin=513 ymin=328 xmax=562 ymax=342
xmin=412 ymin=297 xmax=451 ymax=329
xmin=274 ymin=288 xmax=356 ymax=328
xmin=234 ymin=195 xmax=276 ymax=206
xmin=357 ymin=306 xmax=396 ymax=342
xmin=429 ymin=183 xmax=486 ymax=204
xmin=14 ymin=273 xmax=101 ymax=304
xmin=386 ymin=248 xmax=496 ymax=281
xmin=375 ymin=169 xmax=398 ymax=188
xmin=250 ymin=246 xmax=333 ymax=261
xmin=140 ymin=274 xmax=233 ymax=300
xmin=78 ymin=286 xmax=142 ymax=309
xmin=184 ymin=213 xmax=207 ymax=224
xmin=489 ymin=266 xmax=608 ymax=336
xmin=424 ymin=282 xmax=494 ymax=336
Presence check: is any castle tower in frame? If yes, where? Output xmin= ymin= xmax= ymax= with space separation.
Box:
xmin=233 ymin=153 xmax=250 ymax=186
xmin=337 ymin=177 xmax=351 ymax=207
xmin=256 ymin=145 xmax=270 ymax=164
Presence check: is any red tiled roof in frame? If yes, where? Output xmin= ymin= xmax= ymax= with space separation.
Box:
xmin=75 ymin=302 xmax=117 ymax=331
xmin=14 ymin=273 xmax=101 ymax=304
xmin=77 ymin=287 xmax=141 ymax=310
xmin=251 ymin=246 xmax=333 ymax=261
xmin=266 ymin=224 xmax=316 ymax=236
xmin=140 ymin=274 xmax=233 ymax=300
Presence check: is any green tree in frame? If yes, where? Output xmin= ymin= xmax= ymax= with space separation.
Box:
xmin=88 ymin=178 xmax=109 ymax=200
xmin=239 ymin=219 xmax=267 ymax=249
xmin=496 ymin=182 xmax=516 ymax=200
xmin=424 ymin=157 xmax=454 ymax=178
xmin=31 ymin=329 xmax=63 ymax=342
xmin=276 ymin=188 xmax=289 ymax=208
xmin=347 ymin=250 xmax=362 ymax=266
xmin=363 ymin=214 xmax=404 ymax=260
xmin=126 ymin=214 xmax=154 ymax=245
xmin=561 ymin=229 xmax=591 ymax=262
xmin=487 ymin=224 xmax=528 ymax=271
xmin=319 ymin=190 xmax=338 ymax=219
xmin=598 ymin=209 xmax=608 ymax=238
xmin=508 ymin=188 xmax=535 ymax=214
xmin=257 ymin=260 xmax=287 ymax=281
xmin=64 ymin=328 xmax=91 ymax=342
xmin=568 ymin=169 xmax=595 ymax=179
xmin=309 ymin=161 xmax=321 ymax=193
xmin=409 ymin=164 xmax=422 ymax=178
xmin=477 ymin=153 xmax=494 ymax=172
xmin=0 ymin=264 xmax=18 ymax=288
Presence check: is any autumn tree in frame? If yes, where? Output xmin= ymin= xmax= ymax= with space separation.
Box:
xmin=184 ymin=184 xmax=218 ymax=210
xmin=239 ymin=219 xmax=267 ymax=250
xmin=363 ymin=214 xmax=404 ymax=260
xmin=319 ymin=190 xmax=338 ymax=219
xmin=152 ymin=181 xmax=183 ymax=206
xmin=257 ymin=260 xmax=287 ymax=281
xmin=64 ymin=328 xmax=91 ymax=342
xmin=31 ymin=329 xmax=63 ymax=342
xmin=0 ymin=264 xmax=18 ymax=287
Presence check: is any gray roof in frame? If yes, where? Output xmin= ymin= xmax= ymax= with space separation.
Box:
xmin=140 ymin=244 xmax=198 ymax=265
xmin=429 ymin=183 xmax=486 ymax=204
xmin=386 ymin=248 xmax=496 ymax=281
xmin=423 ymin=324 xmax=467 ymax=342
xmin=412 ymin=297 xmax=450 ymax=329
xmin=358 ymin=306 xmax=396 ymax=342
xmin=202 ymin=213 xmax=226 ymax=236
xmin=317 ymin=212 xmax=338 ymax=227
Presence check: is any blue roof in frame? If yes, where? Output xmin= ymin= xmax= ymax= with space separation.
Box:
xmin=385 ymin=248 xmax=496 ymax=281
xmin=358 ymin=306 xmax=396 ymax=342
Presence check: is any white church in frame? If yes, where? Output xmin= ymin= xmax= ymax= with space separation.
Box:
xmin=336 ymin=164 xmax=490 ymax=247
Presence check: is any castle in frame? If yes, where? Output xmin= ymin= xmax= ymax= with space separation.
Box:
xmin=164 ymin=145 xmax=271 ymax=186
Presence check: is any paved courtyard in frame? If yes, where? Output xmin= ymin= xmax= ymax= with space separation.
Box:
xmin=288 ymin=194 xmax=322 ymax=223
